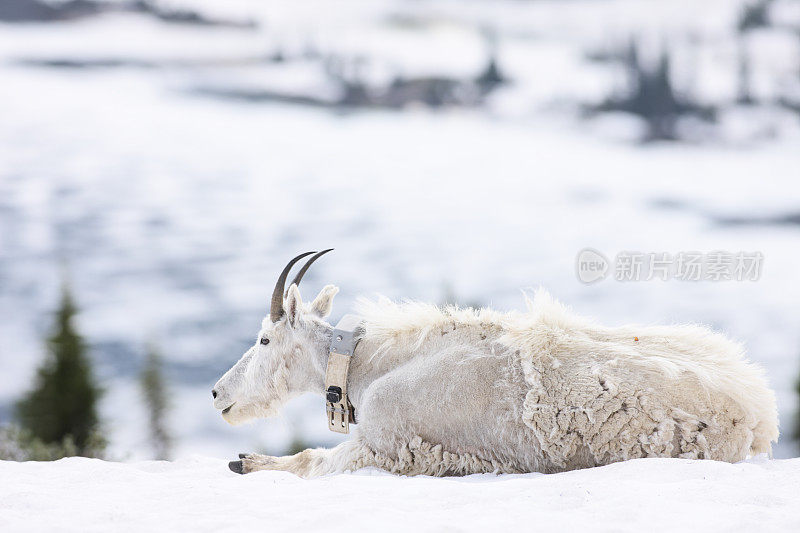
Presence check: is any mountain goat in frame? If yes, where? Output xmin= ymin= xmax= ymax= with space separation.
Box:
xmin=213 ymin=251 xmax=778 ymax=478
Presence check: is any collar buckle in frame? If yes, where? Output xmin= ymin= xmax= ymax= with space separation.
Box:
xmin=325 ymin=314 xmax=363 ymax=434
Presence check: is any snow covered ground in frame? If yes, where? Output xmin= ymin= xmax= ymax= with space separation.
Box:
xmin=1 ymin=0 xmax=799 ymax=462
xmin=2 ymin=455 xmax=799 ymax=532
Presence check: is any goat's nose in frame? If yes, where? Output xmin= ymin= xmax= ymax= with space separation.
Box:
xmin=212 ymin=389 xmax=218 ymax=399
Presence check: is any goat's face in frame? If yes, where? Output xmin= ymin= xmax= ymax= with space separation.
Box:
xmin=212 ymin=284 xmax=338 ymax=425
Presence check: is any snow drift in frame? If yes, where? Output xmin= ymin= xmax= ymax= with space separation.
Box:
xmin=1 ymin=456 xmax=798 ymax=532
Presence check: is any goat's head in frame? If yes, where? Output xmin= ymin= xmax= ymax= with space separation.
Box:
xmin=212 ymin=250 xmax=338 ymax=425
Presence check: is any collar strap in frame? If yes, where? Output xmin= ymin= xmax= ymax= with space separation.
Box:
xmin=325 ymin=314 xmax=364 ymax=434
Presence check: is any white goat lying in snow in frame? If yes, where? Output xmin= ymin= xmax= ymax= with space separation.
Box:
xmin=213 ymin=252 xmax=778 ymax=478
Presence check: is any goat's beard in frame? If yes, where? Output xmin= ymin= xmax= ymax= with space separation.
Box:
xmin=221 ymin=398 xmax=283 ymax=425
xmin=222 ymin=371 xmax=291 ymax=425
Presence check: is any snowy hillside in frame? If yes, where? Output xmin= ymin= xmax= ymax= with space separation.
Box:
xmin=2 ymin=456 xmax=799 ymax=532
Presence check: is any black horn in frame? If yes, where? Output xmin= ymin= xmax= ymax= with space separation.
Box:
xmin=288 ymin=248 xmax=334 ymax=293
xmin=270 ymin=251 xmax=316 ymax=323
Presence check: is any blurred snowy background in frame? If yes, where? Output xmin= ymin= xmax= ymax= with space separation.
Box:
xmin=1 ymin=0 xmax=799 ymax=460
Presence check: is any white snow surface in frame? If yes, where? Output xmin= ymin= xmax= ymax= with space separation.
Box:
xmin=1 ymin=456 xmax=799 ymax=532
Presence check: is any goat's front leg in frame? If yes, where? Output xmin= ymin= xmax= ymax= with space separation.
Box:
xmin=229 ymin=439 xmax=376 ymax=478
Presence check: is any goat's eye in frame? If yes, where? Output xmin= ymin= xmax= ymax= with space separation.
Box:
xmin=260 ymin=336 xmax=270 ymax=346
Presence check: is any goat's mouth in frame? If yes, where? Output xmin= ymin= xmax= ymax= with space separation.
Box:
xmin=221 ymin=403 xmax=236 ymax=415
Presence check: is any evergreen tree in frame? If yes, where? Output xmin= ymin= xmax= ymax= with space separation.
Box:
xmin=140 ymin=344 xmax=172 ymax=460
xmin=14 ymin=284 xmax=105 ymax=457
xmin=737 ymin=0 xmax=773 ymax=33
xmin=736 ymin=36 xmax=754 ymax=105
xmin=589 ymin=40 xmax=715 ymax=141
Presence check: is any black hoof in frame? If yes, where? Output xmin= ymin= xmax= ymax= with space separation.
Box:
xmin=228 ymin=460 xmax=244 ymax=474
xmin=238 ymin=453 xmax=247 ymax=459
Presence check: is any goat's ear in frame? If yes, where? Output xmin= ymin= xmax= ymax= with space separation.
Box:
xmin=310 ymin=285 xmax=339 ymax=318
xmin=285 ymin=284 xmax=303 ymax=328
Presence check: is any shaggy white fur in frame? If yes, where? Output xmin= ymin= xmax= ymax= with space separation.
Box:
xmin=356 ymin=290 xmax=777 ymax=463
xmin=216 ymin=286 xmax=778 ymax=477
